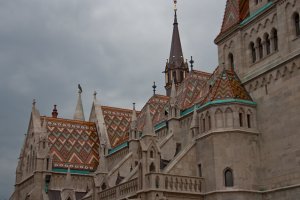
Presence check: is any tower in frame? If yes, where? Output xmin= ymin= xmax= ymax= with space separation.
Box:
xmin=164 ymin=1 xmax=189 ymax=96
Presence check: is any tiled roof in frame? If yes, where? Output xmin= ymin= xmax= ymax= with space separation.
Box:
xmin=202 ymin=69 xmax=252 ymax=104
xmin=102 ymin=106 xmax=137 ymax=148
xmin=137 ymin=95 xmax=169 ymax=130
xmin=45 ymin=117 xmax=100 ymax=171
xmin=219 ymin=0 xmax=249 ymax=34
xmin=176 ymin=70 xmax=211 ymax=110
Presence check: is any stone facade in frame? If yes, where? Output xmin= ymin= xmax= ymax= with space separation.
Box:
xmin=10 ymin=0 xmax=300 ymax=200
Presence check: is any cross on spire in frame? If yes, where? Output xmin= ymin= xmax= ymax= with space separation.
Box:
xmin=189 ymin=56 xmax=194 ymax=71
xmin=152 ymin=82 xmax=157 ymax=95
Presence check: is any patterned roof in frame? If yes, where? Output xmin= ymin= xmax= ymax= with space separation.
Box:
xmin=137 ymin=95 xmax=169 ymax=130
xmin=202 ymin=69 xmax=252 ymax=104
xmin=102 ymin=106 xmax=137 ymax=148
xmin=219 ymin=0 xmax=249 ymax=34
xmin=45 ymin=117 xmax=100 ymax=171
xmin=176 ymin=70 xmax=211 ymax=110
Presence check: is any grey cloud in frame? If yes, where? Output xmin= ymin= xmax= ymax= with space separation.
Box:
xmin=0 ymin=0 xmax=226 ymax=198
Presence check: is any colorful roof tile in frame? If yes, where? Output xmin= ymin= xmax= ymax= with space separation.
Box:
xmin=137 ymin=95 xmax=169 ymax=130
xmin=202 ymin=69 xmax=252 ymax=104
xmin=219 ymin=0 xmax=249 ymax=34
xmin=45 ymin=117 xmax=100 ymax=171
xmin=176 ymin=70 xmax=211 ymax=110
xmin=102 ymin=106 xmax=137 ymax=148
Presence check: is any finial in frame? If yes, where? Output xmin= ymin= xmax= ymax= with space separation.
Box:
xmin=133 ymin=102 xmax=136 ymax=110
xmin=174 ymin=0 xmax=177 ymax=11
xmin=52 ymin=105 xmax=58 ymax=118
xmin=32 ymin=99 xmax=36 ymax=107
xmin=152 ymin=82 xmax=157 ymax=95
xmin=78 ymin=84 xmax=82 ymax=94
xmin=93 ymin=91 xmax=97 ymax=100
xmin=189 ymin=56 xmax=194 ymax=71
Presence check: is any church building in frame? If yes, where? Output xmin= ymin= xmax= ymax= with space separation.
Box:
xmin=10 ymin=0 xmax=300 ymax=199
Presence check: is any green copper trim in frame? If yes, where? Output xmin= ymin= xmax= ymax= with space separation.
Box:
xmin=108 ymin=142 xmax=128 ymax=155
xmin=240 ymin=2 xmax=273 ymax=26
xmin=52 ymin=168 xmax=90 ymax=174
xmin=154 ymin=121 xmax=167 ymax=131
xmin=180 ymin=105 xmax=196 ymax=117
xmin=199 ymin=99 xmax=257 ymax=110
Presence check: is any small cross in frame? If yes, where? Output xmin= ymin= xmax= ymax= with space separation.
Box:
xmin=189 ymin=56 xmax=194 ymax=71
xmin=93 ymin=91 xmax=97 ymax=100
xmin=152 ymin=82 xmax=157 ymax=95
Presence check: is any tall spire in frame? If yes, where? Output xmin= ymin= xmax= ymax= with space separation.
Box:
xmin=131 ymin=103 xmax=137 ymax=130
xmin=142 ymin=104 xmax=155 ymax=137
xmin=164 ymin=0 xmax=189 ymax=96
xmin=169 ymin=1 xmax=183 ymax=65
xmin=73 ymin=84 xmax=85 ymax=121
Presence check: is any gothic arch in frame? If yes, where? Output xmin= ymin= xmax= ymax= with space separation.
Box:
xmin=225 ymin=107 xmax=234 ymax=127
xmin=224 ymin=168 xmax=234 ymax=187
xmin=215 ymin=108 xmax=223 ymax=128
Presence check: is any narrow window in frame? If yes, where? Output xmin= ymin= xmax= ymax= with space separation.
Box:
xmin=247 ymin=114 xmax=251 ymax=128
xmin=198 ymin=164 xmax=202 ymax=177
xmin=250 ymin=42 xmax=256 ymax=63
xmin=46 ymin=158 xmax=49 ymax=170
xmin=101 ymin=183 xmax=107 ymax=190
xmin=173 ymin=71 xmax=177 ymax=82
xmin=150 ymin=163 xmax=156 ymax=172
xmin=228 ymin=53 xmax=234 ymax=70
xmin=224 ymin=168 xmax=234 ymax=187
xmin=265 ymin=34 xmax=271 ymax=55
xmin=294 ymin=13 xmax=300 ymax=36
xmin=208 ymin=115 xmax=212 ymax=130
xmin=202 ymin=118 xmax=206 ymax=132
xmin=180 ymin=71 xmax=184 ymax=82
xmin=257 ymin=38 xmax=263 ymax=59
xmin=239 ymin=112 xmax=243 ymax=127
xmin=272 ymin=29 xmax=278 ymax=51
xmin=150 ymin=150 xmax=154 ymax=158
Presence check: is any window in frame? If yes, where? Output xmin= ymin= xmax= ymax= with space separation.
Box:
xmin=294 ymin=13 xmax=300 ymax=36
xmin=247 ymin=114 xmax=251 ymax=128
xmin=150 ymin=163 xmax=156 ymax=172
xmin=202 ymin=118 xmax=206 ymax=132
xmin=257 ymin=38 xmax=263 ymax=59
xmin=198 ymin=164 xmax=202 ymax=177
xmin=180 ymin=71 xmax=184 ymax=82
xmin=150 ymin=150 xmax=154 ymax=158
xmin=173 ymin=71 xmax=177 ymax=82
xmin=228 ymin=53 xmax=234 ymax=70
xmin=250 ymin=42 xmax=256 ymax=63
xmin=239 ymin=112 xmax=244 ymax=127
xmin=272 ymin=28 xmax=278 ymax=52
xmin=224 ymin=168 xmax=234 ymax=187
xmin=265 ymin=34 xmax=271 ymax=55
xmin=101 ymin=183 xmax=107 ymax=190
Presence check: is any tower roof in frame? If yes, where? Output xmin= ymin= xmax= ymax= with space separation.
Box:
xmin=169 ymin=10 xmax=184 ymax=66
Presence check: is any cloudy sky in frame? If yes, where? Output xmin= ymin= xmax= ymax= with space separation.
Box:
xmin=0 ymin=0 xmax=226 ymax=198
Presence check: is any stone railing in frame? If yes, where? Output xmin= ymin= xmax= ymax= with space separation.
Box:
xmin=145 ymin=173 xmax=204 ymax=194
xmin=99 ymin=178 xmax=138 ymax=200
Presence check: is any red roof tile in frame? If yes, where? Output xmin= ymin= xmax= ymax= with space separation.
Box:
xmin=45 ymin=117 xmax=100 ymax=171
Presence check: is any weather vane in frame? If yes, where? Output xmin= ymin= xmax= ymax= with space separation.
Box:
xmin=174 ymin=0 xmax=177 ymax=11
xmin=78 ymin=84 xmax=82 ymax=94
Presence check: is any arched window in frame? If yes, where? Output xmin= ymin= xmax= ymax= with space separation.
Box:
xmin=294 ymin=12 xmax=300 ymax=36
xmin=150 ymin=150 xmax=154 ymax=158
xmin=224 ymin=168 xmax=234 ymax=187
xmin=101 ymin=183 xmax=107 ymax=190
xmin=239 ymin=109 xmax=244 ymax=127
xmin=257 ymin=38 xmax=263 ymax=59
xmin=173 ymin=71 xmax=177 ymax=82
xmin=150 ymin=162 xmax=156 ymax=172
xmin=272 ymin=28 xmax=278 ymax=52
xmin=155 ymin=176 xmax=160 ymax=188
xmin=228 ymin=53 xmax=234 ymax=70
xmin=264 ymin=33 xmax=271 ymax=55
xmin=250 ymin=42 xmax=256 ymax=63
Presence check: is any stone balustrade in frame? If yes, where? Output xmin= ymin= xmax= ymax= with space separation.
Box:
xmin=99 ymin=173 xmax=203 ymax=200
xmin=99 ymin=178 xmax=138 ymax=200
xmin=145 ymin=173 xmax=203 ymax=194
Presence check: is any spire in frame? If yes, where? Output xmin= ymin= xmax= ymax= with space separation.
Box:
xmin=190 ymin=106 xmax=199 ymax=128
xmin=170 ymin=79 xmax=177 ymax=106
xmin=131 ymin=103 xmax=137 ymax=130
xmin=142 ymin=104 xmax=155 ymax=136
xmin=52 ymin=105 xmax=58 ymax=118
xmin=64 ymin=166 xmax=73 ymax=189
xmin=73 ymin=84 xmax=85 ymax=121
xmin=169 ymin=1 xmax=183 ymax=65
xmin=152 ymin=82 xmax=157 ymax=95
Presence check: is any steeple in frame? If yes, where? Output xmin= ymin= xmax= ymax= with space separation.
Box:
xmin=164 ymin=0 xmax=189 ymax=96
xmin=142 ymin=104 xmax=155 ymax=137
xmin=73 ymin=84 xmax=85 ymax=121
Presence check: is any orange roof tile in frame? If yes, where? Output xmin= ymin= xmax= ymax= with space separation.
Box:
xmin=44 ymin=117 xmax=100 ymax=171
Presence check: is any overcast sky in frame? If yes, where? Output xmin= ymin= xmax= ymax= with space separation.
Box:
xmin=0 ymin=0 xmax=226 ymax=198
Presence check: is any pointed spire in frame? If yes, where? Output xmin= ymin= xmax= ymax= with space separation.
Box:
xmin=142 ymin=104 xmax=155 ymax=136
xmin=64 ymin=166 xmax=73 ymax=189
xmin=73 ymin=84 xmax=85 ymax=121
xmin=190 ymin=106 xmax=199 ymax=128
xmin=52 ymin=105 xmax=58 ymax=118
xmin=169 ymin=1 xmax=183 ymax=65
xmin=131 ymin=103 xmax=137 ymax=130
xmin=170 ymin=79 xmax=177 ymax=106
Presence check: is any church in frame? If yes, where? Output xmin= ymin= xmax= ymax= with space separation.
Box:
xmin=10 ymin=0 xmax=300 ymax=199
